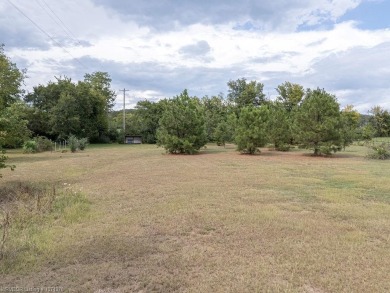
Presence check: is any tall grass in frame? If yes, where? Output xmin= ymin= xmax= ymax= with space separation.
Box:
xmin=0 ymin=182 xmax=90 ymax=273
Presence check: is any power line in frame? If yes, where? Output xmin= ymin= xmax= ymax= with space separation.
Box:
xmin=34 ymin=0 xmax=75 ymax=44
xmin=38 ymin=0 xmax=84 ymax=47
xmin=6 ymin=0 xmax=87 ymax=69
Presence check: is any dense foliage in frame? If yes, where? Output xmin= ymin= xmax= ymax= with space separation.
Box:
xmin=0 ymin=45 xmax=25 ymax=110
xmin=266 ymin=102 xmax=292 ymax=151
xmin=227 ymin=78 xmax=266 ymax=110
xmin=1 ymin=43 xmax=390 ymax=165
xmin=157 ymin=90 xmax=207 ymax=154
xmin=1 ymin=45 xmax=28 ymax=176
xmin=366 ymin=142 xmax=390 ymax=160
xmin=369 ymin=106 xmax=390 ymax=137
xmin=294 ymin=88 xmax=343 ymax=155
xmin=24 ymin=72 xmax=115 ymax=142
xmin=235 ymin=106 xmax=269 ymax=154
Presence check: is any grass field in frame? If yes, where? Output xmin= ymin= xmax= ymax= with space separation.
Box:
xmin=1 ymin=144 xmax=390 ymax=292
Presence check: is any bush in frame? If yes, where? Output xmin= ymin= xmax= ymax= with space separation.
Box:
xmin=106 ymin=128 xmax=121 ymax=143
xmin=35 ymin=136 xmax=53 ymax=152
xmin=275 ymin=144 xmax=291 ymax=152
xmin=366 ymin=143 xmax=390 ymax=160
xmin=0 ymin=149 xmax=15 ymax=178
xmin=23 ymin=140 xmax=37 ymax=153
xmin=319 ymin=145 xmax=342 ymax=156
xmin=78 ymin=138 xmax=89 ymax=150
xmin=68 ymin=135 xmax=79 ymax=153
xmin=67 ymin=135 xmax=88 ymax=152
xmin=23 ymin=137 xmax=53 ymax=154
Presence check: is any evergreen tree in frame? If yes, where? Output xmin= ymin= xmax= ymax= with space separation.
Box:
xmin=235 ymin=106 xmax=269 ymax=154
xmin=157 ymin=90 xmax=207 ymax=154
xmin=294 ymin=88 xmax=342 ymax=155
xmin=267 ymin=102 xmax=291 ymax=151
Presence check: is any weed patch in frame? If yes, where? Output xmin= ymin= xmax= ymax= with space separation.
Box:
xmin=0 ymin=182 xmax=91 ymax=273
xmin=366 ymin=142 xmax=390 ymax=160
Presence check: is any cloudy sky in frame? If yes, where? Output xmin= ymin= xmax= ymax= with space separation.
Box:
xmin=1 ymin=0 xmax=389 ymax=112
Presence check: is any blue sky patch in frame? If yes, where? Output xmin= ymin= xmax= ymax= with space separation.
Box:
xmin=339 ymin=0 xmax=390 ymax=30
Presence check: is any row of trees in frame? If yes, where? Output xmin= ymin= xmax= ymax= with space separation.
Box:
xmin=1 ymin=43 xmax=390 ymax=160
xmin=1 ymin=45 xmax=118 ymax=176
xmin=24 ymin=72 xmax=116 ymax=143
xmin=113 ymin=79 xmax=382 ymax=155
xmin=1 ymin=48 xmax=116 ymax=147
xmin=116 ymin=79 xmax=389 ymax=152
xmin=147 ymin=85 xmax=361 ymax=155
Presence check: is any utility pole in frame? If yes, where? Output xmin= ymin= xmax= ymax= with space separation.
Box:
xmin=119 ymin=88 xmax=129 ymax=143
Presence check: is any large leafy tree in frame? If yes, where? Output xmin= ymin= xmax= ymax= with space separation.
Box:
xmin=201 ymin=95 xmax=229 ymax=142
xmin=0 ymin=103 xmax=29 ymax=177
xmin=275 ymin=82 xmax=304 ymax=145
xmin=0 ymin=45 xmax=28 ymax=177
xmin=24 ymin=77 xmax=75 ymax=139
xmin=235 ymin=105 xmax=269 ymax=154
xmin=134 ymin=100 xmax=166 ymax=143
xmin=0 ymin=102 xmax=31 ymax=148
xmin=50 ymin=92 xmax=81 ymax=139
xmin=84 ymin=71 xmax=116 ymax=110
xmin=0 ymin=47 xmax=29 ymax=147
xmin=340 ymin=105 xmax=360 ymax=149
xmin=0 ymin=45 xmax=26 ymax=111
xmin=294 ymin=88 xmax=342 ymax=155
xmin=369 ymin=106 xmax=390 ymax=137
xmin=25 ymin=72 xmax=115 ymax=142
xmin=276 ymin=81 xmax=304 ymax=112
xmin=227 ymin=78 xmax=266 ymax=109
xmin=157 ymin=90 xmax=207 ymax=154
xmin=24 ymin=77 xmax=73 ymax=111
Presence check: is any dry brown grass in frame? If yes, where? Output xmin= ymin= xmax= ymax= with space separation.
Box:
xmin=1 ymin=144 xmax=389 ymax=292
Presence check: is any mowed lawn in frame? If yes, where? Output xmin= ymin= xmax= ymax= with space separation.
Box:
xmin=1 ymin=144 xmax=390 ymax=292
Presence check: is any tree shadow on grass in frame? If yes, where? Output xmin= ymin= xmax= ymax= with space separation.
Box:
xmin=300 ymin=152 xmax=363 ymax=159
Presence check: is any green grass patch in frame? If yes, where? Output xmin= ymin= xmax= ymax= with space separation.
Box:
xmin=0 ymin=182 xmax=91 ymax=273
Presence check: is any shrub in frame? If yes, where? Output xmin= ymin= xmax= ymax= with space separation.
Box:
xmin=35 ymin=136 xmax=53 ymax=152
xmin=0 ymin=149 xmax=14 ymax=178
xmin=68 ymin=135 xmax=79 ymax=153
xmin=67 ymin=135 xmax=88 ymax=152
xmin=23 ymin=140 xmax=37 ymax=153
xmin=319 ymin=145 xmax=342 ymax=156
xmin=23 ymin=137 xmax=53 ymax=154
xmin=275 ymin=144 xmax=291 ymax=152
xmin=366 ymin=143 xmax=390 ymax=160
xmin=78 ymin=138 xmax=89 ymax=150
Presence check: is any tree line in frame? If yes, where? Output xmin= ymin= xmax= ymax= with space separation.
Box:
xmin=1 ymin=44 xmax=390 ymax=166
xmin=114 ymin=79 xmax=389 ymax=155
